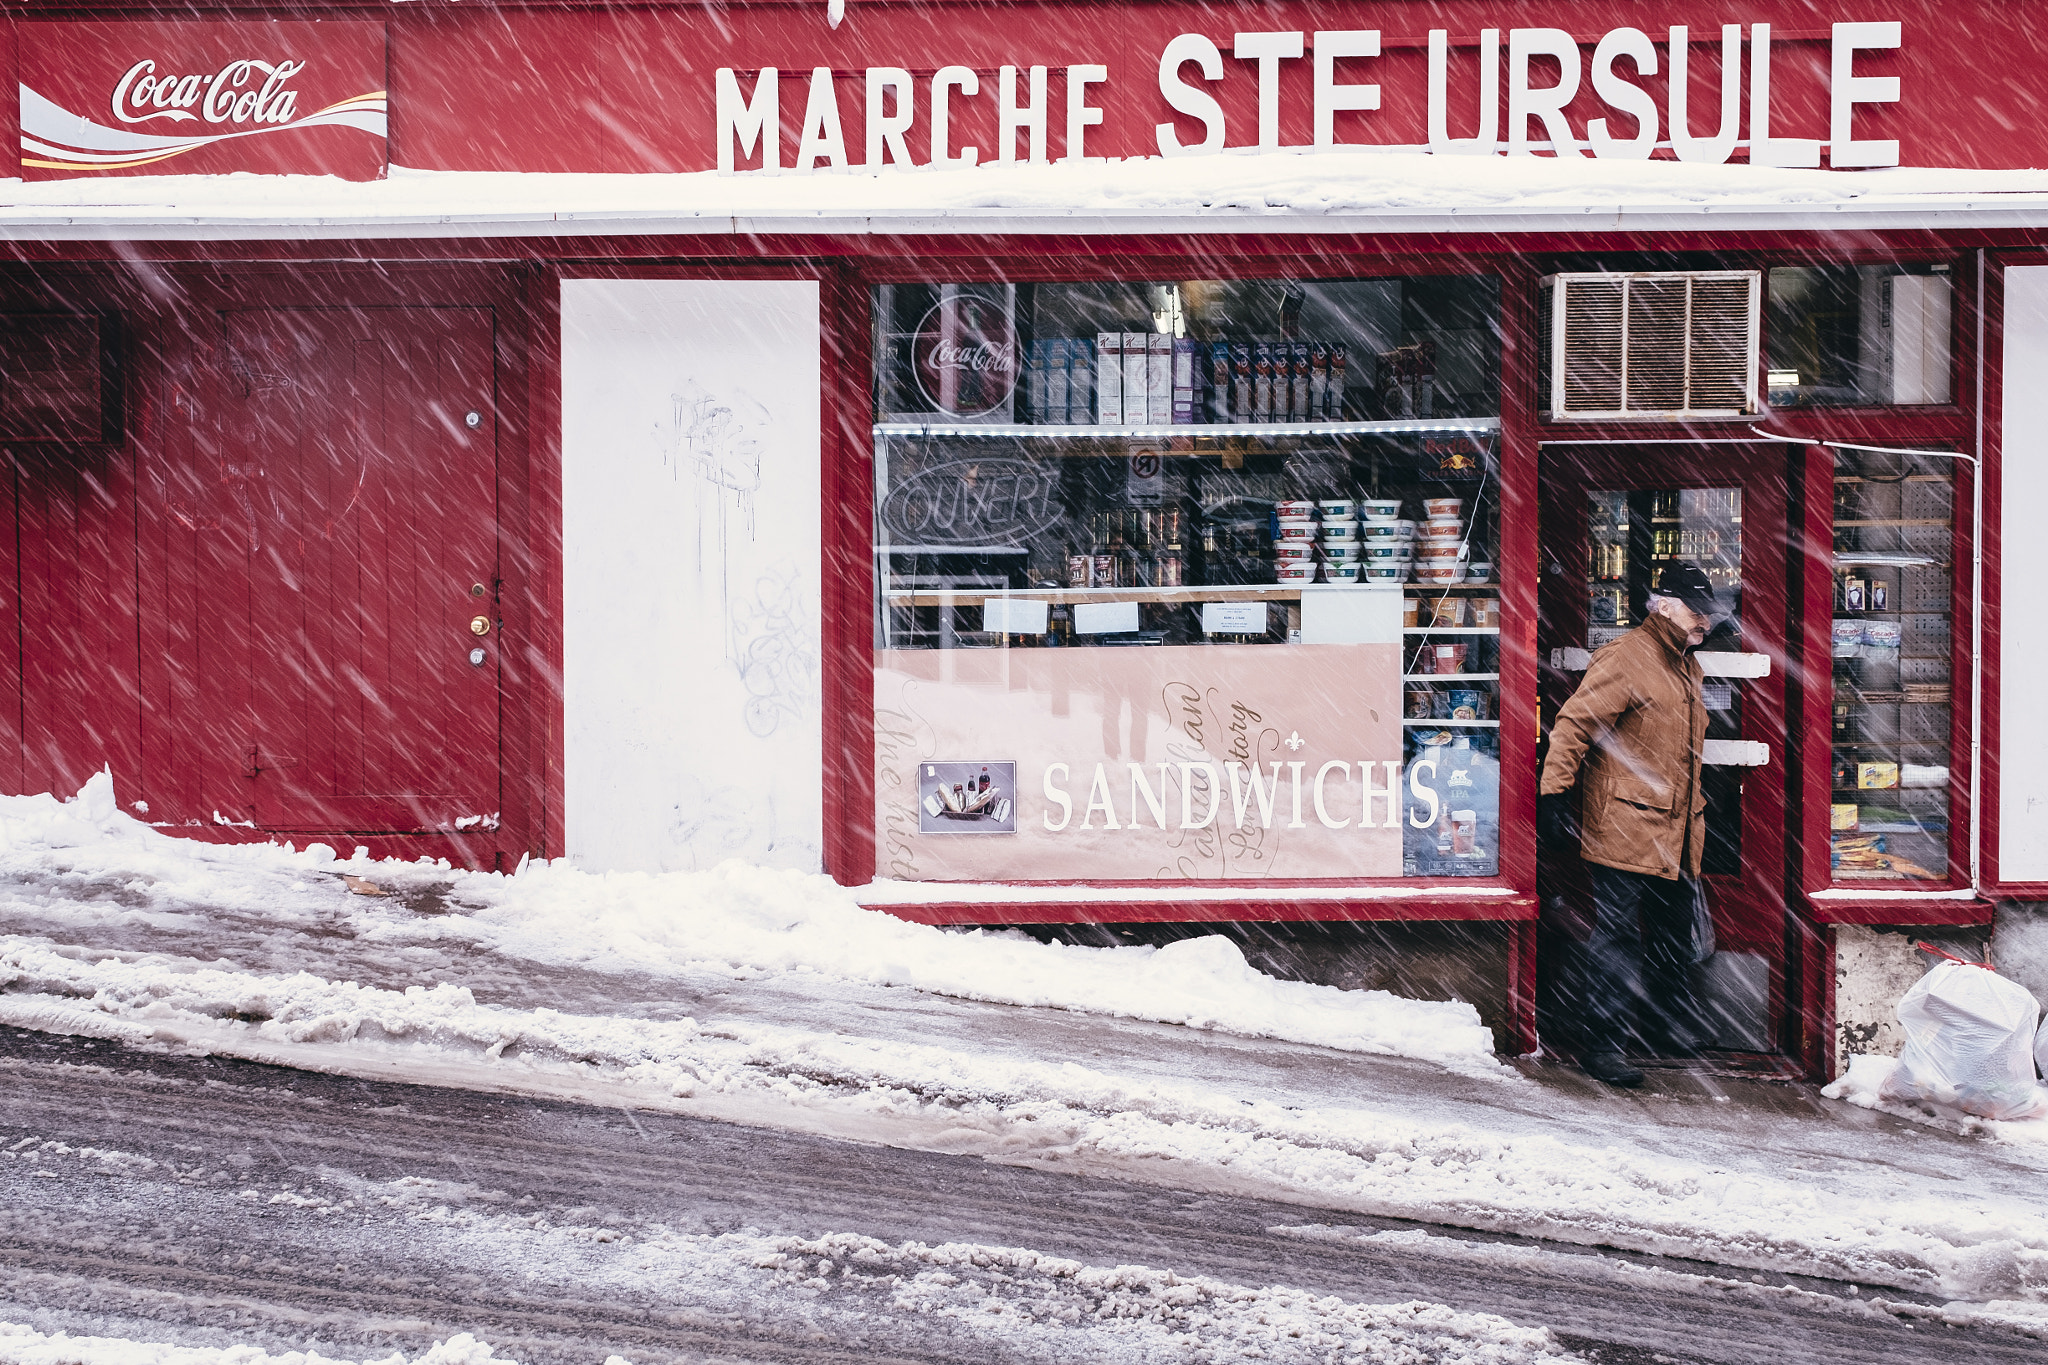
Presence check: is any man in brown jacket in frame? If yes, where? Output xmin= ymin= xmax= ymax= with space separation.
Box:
xmin=1539 ymin=563 xmax=1717 ymax=1088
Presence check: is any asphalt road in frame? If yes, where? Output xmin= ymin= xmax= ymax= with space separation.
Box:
xmin=0 ymin=1026 xmax=2039 ymax=1365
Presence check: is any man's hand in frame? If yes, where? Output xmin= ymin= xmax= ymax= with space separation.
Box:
xmin=1539 ymin=792 xmax=1578 ymax=852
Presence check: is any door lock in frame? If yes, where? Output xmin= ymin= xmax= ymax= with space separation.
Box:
xmin=469 ymin=647 xmax=488 ymax=667
xmin=470 ymin=615 xmax=492 ymax=637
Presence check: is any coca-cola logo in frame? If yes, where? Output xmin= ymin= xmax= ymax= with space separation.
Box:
xmin=912 ymin=296 xmax=1017 ymax=417
xmin=110 ymin=58 xmax=307 ymax=127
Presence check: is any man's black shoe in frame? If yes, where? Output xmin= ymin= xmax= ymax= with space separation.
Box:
xmin=1582 ymin=1052 xmax=1646 ymax=1087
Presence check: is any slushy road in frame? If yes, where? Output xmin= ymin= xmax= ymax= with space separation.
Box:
xmin=0 ymin=1027 xmax=2035 ymax=1365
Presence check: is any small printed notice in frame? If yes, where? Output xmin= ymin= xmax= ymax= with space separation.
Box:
xmin=918 ymin=760 xmax=1017 ymax=834
xmin=1074 ymin=601 xmax=1140 ymax=634
xmin=1201 ymin=601 xmax=1268 ymax=636
xmin=982 ymin=598 xmax=1050 ymax=635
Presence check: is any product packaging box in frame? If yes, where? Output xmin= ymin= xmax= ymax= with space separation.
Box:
xmin=1231 ymin=341 xmax=1253 ymax=417
xmin=1327 ymin=343 xmax=1347 ymax=419
xmin=1831 ymin=803 xmax=1860 ymax=831
xmin=1145 ymin=333 xmax=1171 ymax=425
xmin=1857 ymin=761 xmax=1901 ymax=790
xmin=1044 ymin=338 xmax=1070 ymax=423
xmin=1171 ymin=338 xmax=1197 ymax=424
xmin=1096 ymin=332 xmax=1122 ymax=425
xmin=1025 ymin=340 xmax=1047 ymax=422
xmin=1068 ymin=338 xmax=1094 ymax=424
xmin=1123 ymin=332 xmax=1150 ymax=426
xmin=1252 ymin=342 xmax=1274 ymax=419
xmin=1208 ymin=341 xmax=1233 ymax=422
xmin=1290 ymin=342 xmax=1312 ymax=421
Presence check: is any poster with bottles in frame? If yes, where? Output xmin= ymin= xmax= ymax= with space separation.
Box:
xmin=917 ymin=761 xmax=1017 ymax=835
xmin=1402 ymin=733 xmax=1500 ymax=876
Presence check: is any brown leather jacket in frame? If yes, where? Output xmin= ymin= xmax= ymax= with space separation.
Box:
xmin=1539 ymin=611 xmax=1707 ymax=879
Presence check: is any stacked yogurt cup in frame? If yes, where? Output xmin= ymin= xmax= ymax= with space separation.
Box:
xmin=1317 ymin=498 xmax=1363 ymax=582
xmin=1359 ymin=498 xmax=1412 ymax=583
xmin=1273 ymin=500 xmax=1318 ymax=582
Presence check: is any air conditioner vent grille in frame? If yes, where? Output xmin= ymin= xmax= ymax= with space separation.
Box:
xmin=1542 ymin=271 xmax=1760 ymax=420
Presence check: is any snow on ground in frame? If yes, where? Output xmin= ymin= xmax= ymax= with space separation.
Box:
xmin=6 ymin=148 xmax=2048 ymax=236
xmin=0 ymin=772 xmax=1498 ymax=1072
xmin=0 ymin=1328 xmax=511 ymax=1365
xmin=1823 ymin=1054 xmax=2048 ymax=1146
xmin=6 ymin=774 xmax=2048 ymax=1313
xmin=0 ymin=1159 xmax=1589 ymax=1365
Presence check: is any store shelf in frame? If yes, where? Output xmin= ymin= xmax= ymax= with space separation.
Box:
xmin=885 ymin=585 xmax=1304 ymax=607
xmin=1404 ymin=584 xmax=1500 ymax=595
xmin=1403 ymin=672 xmax=1499 ymax=681
xmin=1403 ymin=626 xmax=1500 ymax=635
xmin=873 ymin=417 xmax=1501 ymax=440
xmin=1835 ymin=519 xmax=1949 ymax=528
xmin=1403 ymin=718 xmax=1501 ymax=728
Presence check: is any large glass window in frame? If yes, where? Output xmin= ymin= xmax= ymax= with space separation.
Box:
xmin=1829 ymin=451 xmax=1956 ymax=883
xmin=1766 ymin=264 xmax=1956 ymax=408
xmin=870 ymin=276 xmax=1504 ymax=884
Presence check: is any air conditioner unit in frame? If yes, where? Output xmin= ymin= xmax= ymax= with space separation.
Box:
xmin=1540 ymin=271 xmax=1761 ymax=420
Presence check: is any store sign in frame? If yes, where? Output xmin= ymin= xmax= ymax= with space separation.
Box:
xmin=875 ymin=646 xmax=1423 ymax=881
xmin=717 ymin=19 xmax=1906 ymax=173
xmin=912 ymin=295 xmax=1019 ymax=417
xmin=880 ymin=456 xmax=1060 ymax=544
xmin=19 ymin=21 xmax=388 ymax=180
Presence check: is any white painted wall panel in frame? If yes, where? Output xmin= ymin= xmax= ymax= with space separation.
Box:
xmin=560 ymin=279 xmax=822 ymax=872
xmin=2000 ymin=266 xmax=2048 ymax=879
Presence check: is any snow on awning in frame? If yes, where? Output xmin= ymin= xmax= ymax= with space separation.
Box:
xmin=4 ymin=149 xmax=2048 ymax=240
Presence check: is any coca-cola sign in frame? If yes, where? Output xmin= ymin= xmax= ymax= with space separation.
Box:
xmin=110 ymin=59 xmax=309 ymax=128
xmin=19 ymin=20 xmax=387 ymax=181
xmin=912 ymin=293 xmax=1018 ymax=418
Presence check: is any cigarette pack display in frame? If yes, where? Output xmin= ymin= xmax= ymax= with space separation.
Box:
xmin=1068 ymin=338 xmax=1095 ymax=423
xmin=1171 ymin=338 xmax=1197 ymax=424
xmin=1253 ymin=342 xmax=1274 ymax=418
xmin=1044 ymin=338 xmax=1070 ymax=423
xmin=1290 ymin=342 xmax=1312 ymax=421
xmin=1147 ymin=334 xmax=1172 ymax=425
xmin=1025 ymin=340 xmax=1047 ymax=422
xmin=1096 ymin=332 xmax=1122 ymax=425
xmin=1231 ymin=341 xmax=1253 ymax=417
xmin=1123 ymin=332 xmax=1150 ymax=425
xmin=1309 ymin=341 xmax=1329 ymax=418
xmin=1327 ymin=343 xmax=1347 ymax=418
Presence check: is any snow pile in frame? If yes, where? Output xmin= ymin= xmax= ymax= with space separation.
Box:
xmin=1824 ymin=1054 xmax=2048 ymax=1144
xmin=6 ymin=149 xmax=2048 ymax=236
xmin=0 ymin=771 xmax=1501 ymax=1073
xmin=0 ymin=1327 xmax=511 ymax=1365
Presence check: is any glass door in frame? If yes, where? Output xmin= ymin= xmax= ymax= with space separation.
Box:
xmin=1537 ymin=447 xmax=1792 ymax=1056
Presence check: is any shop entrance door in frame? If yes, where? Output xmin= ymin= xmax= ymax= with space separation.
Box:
xmin=1537 ymin=446 xmax=1792 ymax=1055
xmin=195 ymin=305 xmax=502 ymax=837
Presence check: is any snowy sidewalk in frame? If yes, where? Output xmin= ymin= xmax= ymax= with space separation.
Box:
xmin=2 ymin=775 xmax=2047 ymax=1330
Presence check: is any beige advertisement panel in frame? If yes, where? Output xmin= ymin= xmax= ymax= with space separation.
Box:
xmin=875 ymin=644 xmax=1404 ymax=882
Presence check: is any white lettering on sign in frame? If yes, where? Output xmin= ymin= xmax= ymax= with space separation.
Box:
xmin=1042 ymin=758 xmax=1424 ymax=834
xmin=712 ymin=17 xmax=1908 ymax=173
xmin=111 ymin=57 xmax=305 ymax=127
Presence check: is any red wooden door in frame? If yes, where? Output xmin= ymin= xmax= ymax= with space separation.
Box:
xmin=202 ymin=305 xmax=500 ymax=834
xmin=1537 ymin=445 xmax=1793 ymax=1052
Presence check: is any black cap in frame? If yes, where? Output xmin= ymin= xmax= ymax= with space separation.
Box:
xmin=1657 ymin=563 xmax=1721 ymax=619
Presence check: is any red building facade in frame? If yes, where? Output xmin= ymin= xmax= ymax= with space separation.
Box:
xmin=5 ymin=0 xmax=2044 ymax=1074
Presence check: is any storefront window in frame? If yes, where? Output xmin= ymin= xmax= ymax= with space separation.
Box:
xmin=1829 ymin=451 xmax=1955 ymax=883
xmin=1766 ymin=264 xmax=1956 ymax=407
xmin=870 ymin=276 xmax=1503 ymax=883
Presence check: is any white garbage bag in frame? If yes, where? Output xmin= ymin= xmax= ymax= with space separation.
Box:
xmin=1879 ymin=959 xmax=2046 ymax=1121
